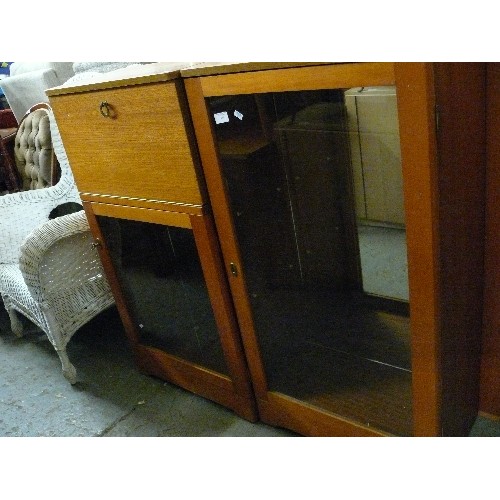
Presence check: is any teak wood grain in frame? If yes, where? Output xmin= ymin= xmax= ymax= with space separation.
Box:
xmin=89 ymin=201 xmax=194 ymax=228
xmin=394 ymin=63 xmax=442 ymax=436
xmin=49 ymin=80 xmax=205 ymax=208
xmin=193 ymin=62 xmax=395 ymax=97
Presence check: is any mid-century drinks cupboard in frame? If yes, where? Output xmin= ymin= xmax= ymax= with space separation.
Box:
xmin=47 ymin=65 xmax=258 ymax=422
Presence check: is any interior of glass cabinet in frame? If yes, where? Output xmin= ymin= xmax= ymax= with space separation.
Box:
xmin=97 ymin=216 xmax=229 ymax=376
xmin=208 ymin=86 xmax=412 ymax=436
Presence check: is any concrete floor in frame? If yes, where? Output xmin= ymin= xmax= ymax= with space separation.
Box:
xmin=0 ymin=304 xmax=498 ymax=437
xmin=0 ymin=306 xmax=293 ymax=437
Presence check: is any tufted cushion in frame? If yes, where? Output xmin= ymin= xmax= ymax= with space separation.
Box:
xmin=13 ymin=109 xmax=53 ymax=190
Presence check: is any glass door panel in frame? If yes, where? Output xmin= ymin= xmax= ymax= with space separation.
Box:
xmin=209 ymin=88 xmax=412 ymax=435
xmin=97 ymin=217 xmax=228 ymax=375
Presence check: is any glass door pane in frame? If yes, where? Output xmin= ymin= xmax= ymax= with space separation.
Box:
xmin=97 ymin=217 xmax=228 ymax=375
xmin=209 ymin=88 xmax=412 ymax=435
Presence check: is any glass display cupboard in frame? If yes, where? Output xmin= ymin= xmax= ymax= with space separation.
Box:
xmin=182 ymin=62 xmax=486 ymax=436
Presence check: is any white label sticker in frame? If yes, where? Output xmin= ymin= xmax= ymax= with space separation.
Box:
xmin=214 ymin=111 xmax=230 ymax=124
xmin=234 ymin=109 xmax=244 ymax=120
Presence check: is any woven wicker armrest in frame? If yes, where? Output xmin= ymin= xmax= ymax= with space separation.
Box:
xmin=19 ymin=211 xmax=102 ymax=302
xmin=0 ymin=188 xmax=68 ymax=264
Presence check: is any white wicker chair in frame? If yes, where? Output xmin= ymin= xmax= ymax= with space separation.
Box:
xmin=0 ymin=105 xmax=115 ymax=383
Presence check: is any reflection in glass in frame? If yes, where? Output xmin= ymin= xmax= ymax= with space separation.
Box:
xmin=98 ymin=217 xmax=228 ymax=375
xmin=345 ymin=86 xmax=409 ymax=301
xmin=209 ymin=88 xmax=412 ymax=435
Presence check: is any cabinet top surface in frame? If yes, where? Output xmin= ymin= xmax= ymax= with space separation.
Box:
xmin=179 ymin=62 xmax=334 ymax=77
xmin=45 ymin=62 xmax=192 ymax=96
xmin=46 ymin=62 xmax=336 ymax=96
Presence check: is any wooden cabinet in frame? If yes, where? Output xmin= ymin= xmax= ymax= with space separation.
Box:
xmin=47 ymin=68 xmax=257 ymax=421
xmin=46 ymin=62 xmax=487 ymax=436
xmin=183 ymin=62 xmax=486 ymax=436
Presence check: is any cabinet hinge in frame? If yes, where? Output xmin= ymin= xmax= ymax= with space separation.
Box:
xmin=435 ymin=104 xmax=440 ymax=134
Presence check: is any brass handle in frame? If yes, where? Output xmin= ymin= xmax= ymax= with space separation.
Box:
xmin=99 ymin=101 xmax=111 ymax=117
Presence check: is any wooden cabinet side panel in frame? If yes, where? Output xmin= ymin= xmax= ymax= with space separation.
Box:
xmin=434 ymin=63 xmax=487 ymax=435
xmin=480 ymin=63 xmax=500 ymax=417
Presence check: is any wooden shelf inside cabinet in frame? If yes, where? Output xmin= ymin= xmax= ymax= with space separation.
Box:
xmin=48 ymin=69 xmax=258 ymax=422
xmin=183 ymin=62 xmax=487 ymax=437
xmin=218 ymin=132 xmax=269 ymax=159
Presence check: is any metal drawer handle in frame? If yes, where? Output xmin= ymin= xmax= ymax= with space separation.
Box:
xmin=99 ymin=101 xmax=112 ymax=117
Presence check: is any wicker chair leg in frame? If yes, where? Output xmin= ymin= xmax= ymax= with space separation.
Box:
xmin=56 ymin=348 xmax=77 ymax=384
xmin=7 ymin=308 xmax=24 ymax=337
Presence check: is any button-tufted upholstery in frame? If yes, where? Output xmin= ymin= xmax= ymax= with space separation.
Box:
xmin=14 ymin=108 xmax=53 ymax=190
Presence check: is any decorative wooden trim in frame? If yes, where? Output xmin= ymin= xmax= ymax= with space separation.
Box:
xmin=89 ymin=201 xmax=194 ymax=228
xmin=258 ymin=392 xmax=389 ymax=437
xmin=198 ymin=62 xmax=395 ymax=96
xmin=79 ymin=193 xmax=205 ymax=216
xmin=394 ymin=63 xmax=442 ymax=436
